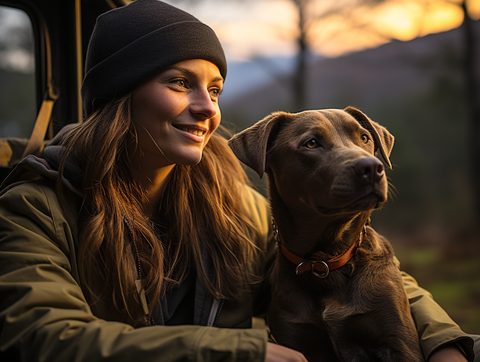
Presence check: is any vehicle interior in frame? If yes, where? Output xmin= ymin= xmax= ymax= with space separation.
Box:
xmin=0 ymin=0 xmax=132 ymax=182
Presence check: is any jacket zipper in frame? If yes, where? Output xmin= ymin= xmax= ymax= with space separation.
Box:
xmin=123 ymin=217 xmax=156 ymax=325
xmin=209 ymin=299 xmax=224 ymax=327
xmin=124 ymin=216 xmax=222 ymax=327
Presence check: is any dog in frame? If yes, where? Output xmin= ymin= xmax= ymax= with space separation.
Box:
xmin=228 ymin=107 xmax=424 ymax=362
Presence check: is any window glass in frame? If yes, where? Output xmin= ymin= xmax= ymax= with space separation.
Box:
xmin=0 ymin=6 xmax=35 ymax=138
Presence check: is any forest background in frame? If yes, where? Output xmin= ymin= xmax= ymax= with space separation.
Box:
xmin=0 ymin=0 xmax=479 ymax=333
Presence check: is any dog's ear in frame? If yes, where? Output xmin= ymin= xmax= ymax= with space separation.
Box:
xmin=344 ymin=106 xmax=394 ymax=169
xmin=228 ymin=111 xmax=291 ymax=178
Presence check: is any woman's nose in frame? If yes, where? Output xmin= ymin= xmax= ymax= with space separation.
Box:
xmin=189 ymin=89 xmax=217 ymax=119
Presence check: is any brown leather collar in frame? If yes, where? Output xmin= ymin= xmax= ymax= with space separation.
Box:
xmin=272 ymin=218 xmax=365 ymax=278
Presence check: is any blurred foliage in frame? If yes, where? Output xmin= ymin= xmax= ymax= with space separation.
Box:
xmin=0 ymin=68 xmax=35 ymax=138
xmin=371 ymin=49 xmax=472 ymax=232
xmin=0 ymin=6 xmax=35 ymax=138
xmin=395 ymin=243 xmax=480 ymax=334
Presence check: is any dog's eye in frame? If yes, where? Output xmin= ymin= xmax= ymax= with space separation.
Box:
xmin=305 ymin=139 xmax=318 ymax=149
xmin=361 ymin=134 xmax=370 ymax=143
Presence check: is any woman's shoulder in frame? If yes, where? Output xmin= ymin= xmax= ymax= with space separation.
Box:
xmin=238 ymin=182 xmax=268 ymax=209
xmin=0 ymin=178 xmax=80 ymax=243
xmin=238 ymin=183 xmax=271 ymax=236
xmin=1 ymin=177 xmax=56 ymax=206
xmin=243 ymin=182 xmax=267 ymax=202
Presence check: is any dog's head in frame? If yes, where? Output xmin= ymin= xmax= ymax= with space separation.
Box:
xmin=228 ymin=107 xmax=394 ymax=216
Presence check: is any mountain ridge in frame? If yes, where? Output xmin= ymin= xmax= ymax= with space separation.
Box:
xmin=222 ymin=20 xmax=480 ymax=126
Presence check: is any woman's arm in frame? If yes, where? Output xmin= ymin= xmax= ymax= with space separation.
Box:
xmin=429 ymin=344 xmax=468 ymax=362
xmin=402 ymin=271 xmax=474 ymax=362
xmin=0 ymin=181 xmax=269 ymax=362
xmin=266 ymin=343 xmax=307 ymax=362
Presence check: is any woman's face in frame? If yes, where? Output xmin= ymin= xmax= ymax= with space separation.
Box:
xmin=131 ymin=59 xmax=223 ymax=168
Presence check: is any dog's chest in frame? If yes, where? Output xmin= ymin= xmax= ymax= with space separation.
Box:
xmin=270 ymin=270 xmax=356 ymax=324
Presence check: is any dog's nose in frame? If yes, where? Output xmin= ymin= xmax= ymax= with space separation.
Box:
xmin=354 ymin=157 xmax=384 ymax=184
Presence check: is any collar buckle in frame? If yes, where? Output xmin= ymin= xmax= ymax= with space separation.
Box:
xmin=274 ymin=218 xmax=365 ymax=278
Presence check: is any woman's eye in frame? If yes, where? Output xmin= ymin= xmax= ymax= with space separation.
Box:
xmin=172 ymin=78 xmax=187 ymax=88
xmin=210 ymin=88 xmax=222 ymax=98
xmin=305 ymin=139 xmax=318 ymax=149
xmin=361 ymin=134 xmax=370 ymax=143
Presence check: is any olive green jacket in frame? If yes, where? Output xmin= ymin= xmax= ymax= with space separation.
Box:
xmin=0 ymin=147 xmax=474 ymax=361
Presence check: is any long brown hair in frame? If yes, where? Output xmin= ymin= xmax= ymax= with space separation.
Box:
xmin=59 ymin=94 xmax=262 ymax=321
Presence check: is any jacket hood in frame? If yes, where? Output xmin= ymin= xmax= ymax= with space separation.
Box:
xmin=0 ymin=124 xmax=83 ymax=197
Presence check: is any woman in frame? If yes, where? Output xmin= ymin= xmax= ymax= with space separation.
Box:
xmin=0 ymin=0 xmax=475 ymax=361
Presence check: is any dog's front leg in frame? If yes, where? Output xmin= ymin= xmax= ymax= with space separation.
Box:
xmin=323 ymin=301 xmax=424 ymax=362
xmin=268 ymin=298 xmax=341 ymax=362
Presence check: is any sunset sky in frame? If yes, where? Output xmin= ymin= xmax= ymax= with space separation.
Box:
xmin=165 ymin=0 xmax=480 ymax=61
xmin=0 ymin=0 xmax=478 ymax=73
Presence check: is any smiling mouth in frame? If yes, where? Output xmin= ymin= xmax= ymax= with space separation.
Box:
xmin=175 ymin=126 xmax=206 ymax=137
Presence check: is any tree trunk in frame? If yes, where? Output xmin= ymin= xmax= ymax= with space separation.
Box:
xmin=461 ymin=1 xmax=480 ymax=222
xmin=293 ymin=0 xmax=307 ymax=111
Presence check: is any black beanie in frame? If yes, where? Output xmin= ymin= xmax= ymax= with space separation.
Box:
xmin=81 ymin=0 xmax=227 ymax=116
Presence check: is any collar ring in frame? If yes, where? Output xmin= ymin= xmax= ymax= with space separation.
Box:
xmin=295 ymin=260 xmax=330 ymax=278
xmin=310 ymin=261 xmax=330 ymax=279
